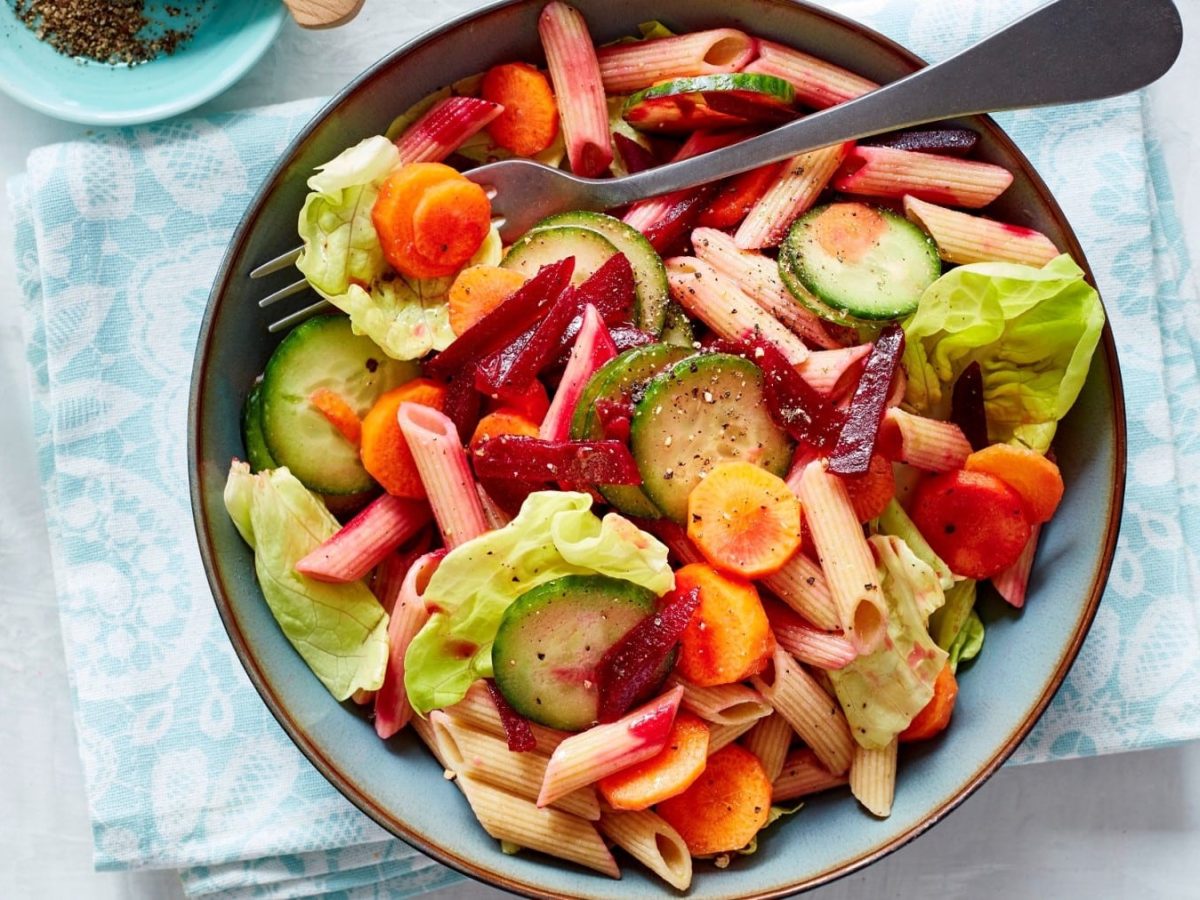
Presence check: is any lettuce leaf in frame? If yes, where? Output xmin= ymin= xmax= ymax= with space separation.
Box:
xmin=829 ymin=535 xmax=949 ymax=749
xmin=295 ymin=136 xmax=503 ymax=361
xmin=404 ymin=491 xmax=674 ymax=714
xmin=877 ymin=499 xmax=954 ymax=591
xmin=948 ymin=609 xmax=985 ymax=670
xmin=902 ymin=254 xmax=1105 ymax=453
xmin=223 ymin=462 xmax=390 ymax=701
xmin=929 ymin=578 xmax=977 ymax=652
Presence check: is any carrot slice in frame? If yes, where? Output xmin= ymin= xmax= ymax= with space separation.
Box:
xmin=308 ymin=388 xmax=362 ymax=446
xmin=656 ymin=744 xmax=772 ymax=856
xmin=481 ymin=62 xmax=560 ymax=157
xmin=371 ymin=163 xmax=462 ymax=280
xmin=487 ymin=377 xmax=551 ymax=423
xmin=411 ymin=177 xmax=492 ymax=270
xmin=899 ymin=663 xmax=958 ymax=742
xmin=448 ymin=266 xmax=528 ymax=336
xmin=964 ymin=443 xmax=1064 ymax=524
xmin=837 ymin=452 xmax=895 ymax=523
xmin=673 ymin=563 xmax=775 ymax=687
xmin=910 ymin=469 xmax=1031 ymax=579
xmin=687 ymin=461 xmax=801 ymax=578
xmin=360 ymin=378 xmax=447 ymax=498
xmin=597 ymin=713 xmax=710 ymax=811
xmin=468 ymin=408 xmax=540 ymax=454
xmin=697 ymin=161 xmax=786 ymax=229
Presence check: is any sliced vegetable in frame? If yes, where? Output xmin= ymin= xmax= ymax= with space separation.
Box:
xmin=475 ymin=288 xmax=582 ymax=396
xmin=596 ymin=586 xmax=700 ymax=723
xmin=950 ymin=360 xmax=989 ymax=451
xmin=613 ymin=132 xmax=658 ymax=174
xmin=241 ymin=383 xmax=277 ymax=473
xmin=308 ymin=388 xmax=362 ymax=447
xmin=697 ymin=161 xmax=787 ymax=229
xmin=294 ymin=494 xmax=431 ymax=583
xmin=656 ymin=744 xmax=772 ymax=856
xmin=687 ymin=461 xmax=801 ymax=579
xmin=469 ymin=409 xmax=541 ymax=454
xmin=673 ymin=563 xmax=775 ymax=687
xmin=360 ymin=378 xmax=447 ymax=498
xmin=488 ymin=378 xmax=551 ymax=423
xmin=636 ymin=185 xmax=717 ymax=255
xmin=734 ymin=335 xmax=844 ymax=451
xmin=598 ymin=713 xmax=709 ymax=810
xmin=837 ymin=452 xmax=896 ymax=522
xmin=441 ymin=366 xmax=482 ymax=444
xmin=898 ymin=664 xmax=958 ymax=742
xmin=502 ymin=226 xmax=619 ymax=286
xmin=624 ymin=74 xmax=796 ymax=132
xmin=485 ymin=678 xmax=538 ymax=752
xmin=448 ymin=266 xmax=529 ymax=337
xmin=481 ymin=62 xmax=560 ymax=157
xmin=965 ymin=443 xmax=1064 ymax=524
xmin=910 ymin=469 xmax=1032 ymax=579
xmin=865 ymin=127 xmax=979 ymax=157
xmin=828 ymin=323 xmax=905 ymax=475
xmin=473 ymin=436 xmax=641 ymax=487
xmin=540 ymin=305 xmax=618 ymax=441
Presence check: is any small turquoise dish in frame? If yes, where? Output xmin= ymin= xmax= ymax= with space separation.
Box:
xmin=0 ymin=1 xmax=286 ymax=126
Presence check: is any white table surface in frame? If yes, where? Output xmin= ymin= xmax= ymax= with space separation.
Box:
xmin=3 ymin=3 xmax=1199 ymax=899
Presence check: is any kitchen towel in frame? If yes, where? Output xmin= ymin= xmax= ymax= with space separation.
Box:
xmin=8 ymin=1 xmax=1199 ymax=896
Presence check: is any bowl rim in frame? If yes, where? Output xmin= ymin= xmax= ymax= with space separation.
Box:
xmin=0 ymin=2 xmax=287 ymax=126
xmin=189 ymin=1 xmax=1127 ymax=895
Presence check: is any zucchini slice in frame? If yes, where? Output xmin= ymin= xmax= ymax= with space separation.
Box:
xmin=501 ymin=225 xmax=619 ymax=285
xmin=623 ymin=74 xmax=795 ymax=133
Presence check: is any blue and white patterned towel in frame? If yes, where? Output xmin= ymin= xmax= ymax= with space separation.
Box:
xmin=8 ymin=1 xmax=1200 ymax=896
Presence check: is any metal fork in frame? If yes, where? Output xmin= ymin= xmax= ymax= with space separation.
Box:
xmin=254 ymin=0 xmax=1182 ymax=331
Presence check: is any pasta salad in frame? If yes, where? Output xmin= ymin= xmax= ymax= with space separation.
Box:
xmin=223 ymin=2 xmax=1106 ymax=888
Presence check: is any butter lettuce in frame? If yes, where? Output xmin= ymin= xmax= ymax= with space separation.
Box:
xmin=223 ymin=462 xmax=389 ymax=701
xmin=404 ymin=491 xmax=674 ymax=715
xmin=295 ymin=136 xmax=502 ymax=361
xmin=829 ymin=535 xmax=949 ymax=749
xmin=902 ymin=254 xmax=1105 ymax=453
xmin=877 ymin=499 xmax=954 ymax=591
xmin=948 ymin=610 xmax=985 ymax=670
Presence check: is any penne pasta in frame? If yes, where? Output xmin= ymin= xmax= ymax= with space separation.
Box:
xmin=457 ymin=774 xmax=620 ymax=877
xmin=670 ymin=675 xmax=774 ymax=726
xmin=396 ymin=402 xmax=489 ymax=549
xmin=691 ymin=227 xmax=841 ymax=349
xmin=375 ymin=550 xmax=444 ymax=738
xmin=992 ymin=523 xmax=1041 ymax=608
xmin=761 ymin=551 xmax=841 ymax=631
xmin=476 ymin=483 xmax=513 ymax=530
xmin=735 ymin=142 xmax=852 ymax=249
xmin=795 ymin=460 xmax=888 ymax=654
xmin=743 ymin=39 xmax=878 ymax=109
xmin=904 ymin=195 xmax=1061 ymax=266
xmin=743 ymin=713 xmax=793 ymax=782
xmin=849 ymin=736 xmax=898 ymax=818
xmin=429 ymin=712 xmax=601 ymax=820
xmin=771 ymin=617 xmax=858 ymax=671
xmin=751 ymin=647 xmax=855 ymax=775
xmin=772 ymin=747 xmax=848 ymax=802
xmin=539 ymin=2 xmax=612 ymax=177
xmin=881 ymin=408 xmax=973 ymax=473
xmin=833 ymin=145 xmax=1014 ymax=209
xmin=444 ymin=680 xmax=570 ymax=755
xmin=410 ymin=713 xmax=449 ymax=770
xmin=665 ymin=256 xmax=811 ymax=364
xmin=796 ymin=343 xmax=873 ymax=397
xmin=706 ymin=719 xmax=758 ymax=755
xmin=599 ymin=808 xmax=693 ymax=891
xmin=295 ymin=494 xmax=431 ymax=584
xmin=394 ymin=96 xmax=504 ymax=164
xmin=596 ymin=28 xmax=756 ymax=93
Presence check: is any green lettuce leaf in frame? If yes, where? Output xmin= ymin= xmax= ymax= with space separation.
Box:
xmin=223 ymin=462 xmax=389 ymax=701
xmin=829 ymin=535 xmax=949 ymax=749
xmin=877 ymin=499 xmax=954 ymax=590
xmin=929 ymin=578 xmax=977 ymax=651
xmin=902 ymin=254 xmax=1105 ymax=453
xmin=948 ymin=609 xmax=985 ymax=671
xmin=404 ymin=492 xmax=674 ymax=714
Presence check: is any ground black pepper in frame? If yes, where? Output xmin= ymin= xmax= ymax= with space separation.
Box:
xmin=11 ymin=0 xmax=208 ymax=66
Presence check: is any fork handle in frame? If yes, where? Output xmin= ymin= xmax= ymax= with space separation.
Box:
xmin=603 ymin=0 xmax=1182 ymax=206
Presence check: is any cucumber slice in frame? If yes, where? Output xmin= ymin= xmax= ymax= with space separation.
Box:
xmin=631 ymin=354 xmax=794 ymax=522
xmin=492 ymin=574 xmax=663 ymax=731
xmin=260 ymin=315 xmax=418 ymax=495
xmin=531 ymin=211 xmax=669 ymax=334
xmin=570 ymin=343 xmax=693 ymax=518
xmin=501 ymin=225 xmax=619 ymax=286
xmin=780 ymin=202 xmax=941 ymax=322
xmin=623 ymin=74 xmax=795 ymax=133
xmin=660 ymin=301 xmax=695 ymax=347
xmin=241 ymin=382 xmax=277 ymax=473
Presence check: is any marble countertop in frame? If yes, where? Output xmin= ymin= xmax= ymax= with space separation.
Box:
xmin=2 ymin=2 xmax=1198 ymax=898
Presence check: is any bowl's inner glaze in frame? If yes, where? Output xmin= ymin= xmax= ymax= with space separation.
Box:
xmin=190 ymin=2 xmax=1124 ymax=897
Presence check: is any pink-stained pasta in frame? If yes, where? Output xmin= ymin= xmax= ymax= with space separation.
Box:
xmin=735 ymin=142 xmax=852 ymax=249
xmin=743 ymin=39 xmax=877 ymax=109
xmin=992 ymin=523 xmax=1041 ymax=608
xmin=596 ymin=28 xmax=757 ymax=93
xmin=394 ymin=96 xmax=504 ymax=164
xmin=295 ymin=494 xmax=431 ymax=583
xmin=665 ymin=256 xmax=811 ymax=364
xmin=796 ymin=343 xmax=873 ymax=396
xmin=743 ymin=712 xmax=793 ymax=782
xmin=539 ymin=2 xmax=613 ymax=177
xmin=772 ymin=747 xmax=849 ymax=802
xmin=904 ymin=195 xmax=1061 ymax=266
xmin=882 ymin=408 xmax=973 ymax=473
xmin=834 ymin=145 xmax=1014 ymax=209
xmin=770 ymin=616 xmax=858 ymax=670
xmin=538 ymin=685 xmax=683 ymax=807
xmin=371 ymin=530 xmax=433 ymax=615
xmin=396 ymin=402 xmax=490 ymax=549
xmin=374 ymin=550 xmax=445 ymax=739
xmin=795 ymin=460 xmax=888 ymax=654
xmin=476 ymin=483 xmax=512 ymax=531
xmin=761 ymin=551 xmax=841 ymax=632
xmin=540 ymin=304 xmax=618 ymax=440
xmin=668 ymin=675 xmax=773 ymax=726
xmin=446 ymin=680 xmax=570 ymax=755
xmin=691 ymin=227 xmax=841 ymax=349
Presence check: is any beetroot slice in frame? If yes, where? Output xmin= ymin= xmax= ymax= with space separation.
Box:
xmin=867 ymin=127 xmax=979 ymax=157
xmin=951 ymin=360 xmax=989 ymax=451
xmin=440 ymin=368 xmax=482 ymax=444
xmin=426 ymin=258 xmax=574 ymax=377
xmin=475 ymin=290 xmax=579 ymax=395
xmin=485 ymin=679 xmax=537 ymax=752
xmin=472 ymin=435 xmax=642 ymax=485
xmin=640 ymin=185 xmax=716 ymax=254
xmin=606 ymin=325 xmax=657 ymax=353
xmin=614 ymin=133 xmax=657 ymax=174
xmin=595 ymin=587 xmax=701 ymax=723
xmin=828 ymin=323 xmax=905 ymax=475
xmin=595 ymin=396 xmax=634 ymax=443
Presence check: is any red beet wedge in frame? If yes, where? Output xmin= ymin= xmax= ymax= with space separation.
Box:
xmin=828 ymin=324 xmax=905 ymax=476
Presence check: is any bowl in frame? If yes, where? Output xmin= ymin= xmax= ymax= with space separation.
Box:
xmin=0 ymin=1 xmax=285 ymax=126
xmin=189 ymin=1 xmax=1127 ymax=895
